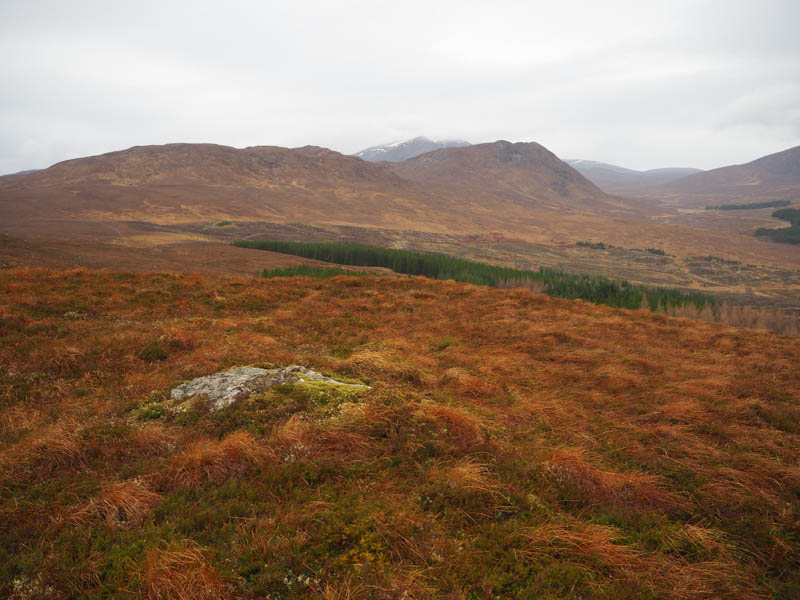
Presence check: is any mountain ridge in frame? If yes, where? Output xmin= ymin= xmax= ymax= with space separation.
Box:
xmin=0 ymin=140 xmax=636 ymax=237
xmin=354 ymin=136 xmax=470 ymax=162
xmin=631 ymin=145 xmax=800 ymax=207
xmin=565 ymin=159 xmax=703 ymax=195
xmin=665 ymin=145 xmax=800 ymax=192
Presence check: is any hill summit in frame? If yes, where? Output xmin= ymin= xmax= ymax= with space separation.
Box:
xmin=354 ymin=136 xmax=470 ymax=162
xmin=391 ymin=140 xmax=637 ymax=214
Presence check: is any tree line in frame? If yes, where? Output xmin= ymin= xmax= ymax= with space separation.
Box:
xmin=706 ymin=199 xmax=791 ymax=210
xmin=235 ymin=239 xmax=716 ymax=311
xmin=755 ymin=208 xmax=800 ymax=244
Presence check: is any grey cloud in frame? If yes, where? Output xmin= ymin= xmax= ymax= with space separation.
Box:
xmin=0 ymin=0 xmax=798 ymax=174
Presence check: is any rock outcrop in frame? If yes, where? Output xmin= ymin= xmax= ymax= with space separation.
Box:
xmin=170 ymin=365 xmax=367 ymax=411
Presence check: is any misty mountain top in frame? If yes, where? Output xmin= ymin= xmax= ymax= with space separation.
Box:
xmin=354 ymin=136 xmax=470 ymax=162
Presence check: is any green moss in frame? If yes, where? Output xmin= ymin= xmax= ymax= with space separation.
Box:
xmin=136 ymin=403 xmax=165 ymax=421
xmin=433 ymin=337 xmax=455 ymax=351
xmin=137 ymin=341 xmax=168 ymax=362
xmin=292 ymin=380 xmax=366 ymax=406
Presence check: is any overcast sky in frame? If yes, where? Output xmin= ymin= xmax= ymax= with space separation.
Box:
xmin=1 ymin=0 xmax=799 ymax=174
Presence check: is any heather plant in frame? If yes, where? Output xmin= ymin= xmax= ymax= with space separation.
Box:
xmin=1 ymin=267 xmax=798 ymax=598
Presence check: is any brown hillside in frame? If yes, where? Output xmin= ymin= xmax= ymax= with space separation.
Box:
xmin=0 ymin=142 xmax=644 ymax=245
xmin=392 ymin=140 xmax=637 ymax=215
xmin=2 ymin=142 xmax=800 ymax=284
xmin=637 ymin=145 xmax=800 ymax=207
xmin=0 ymin=143 xmax=432 ymax=229
xmin=19 ymin=143 xmax=410 ymax=188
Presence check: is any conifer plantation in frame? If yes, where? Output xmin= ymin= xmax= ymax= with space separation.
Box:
xmin=756 ymin=208 xmax=800 ymax=244
xmin=235 ymin=240 xmax=715 ymax=312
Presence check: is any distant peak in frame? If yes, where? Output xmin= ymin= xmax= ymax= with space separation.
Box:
xmin=354 ymin=137 xmax=471 ymax=162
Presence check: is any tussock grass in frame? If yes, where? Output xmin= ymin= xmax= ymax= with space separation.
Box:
xmin=542 ymin=446 xmax=690 ymax=512
xmin=163 ymin=431 xmax=262 ymax=488
xmin=5 ymin=419 xmax=87 ymax=481
xmin=139 ymin=541 xmax=228 ymax=600
xmin=429 ymin=457 xmax=502 ymax=497
xmin=1 ymin=267 xmax=799 ymax=598
xmin=522 ymin=520 xmax=647 ymax=571
xmin=70 ymin=480 xmax=161 ymax=527
xmin=314 ymin=579 xmax=367 ymax=600
xmin=274 ymin=413 xmax=373 ymax=458
xmin=414 ymin=403 xmax=488 ymax=452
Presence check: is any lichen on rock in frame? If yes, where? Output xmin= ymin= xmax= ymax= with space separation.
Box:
xmin=169 ymin=365 xmax=368 ymax=411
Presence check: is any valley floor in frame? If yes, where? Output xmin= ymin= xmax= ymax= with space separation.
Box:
xmin=4 ymin=217 xmax=800 ymax=312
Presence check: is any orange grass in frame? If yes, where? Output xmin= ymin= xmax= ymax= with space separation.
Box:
xmin=522 ymin=520 xmax=647 ymax=572
xmin=163 ymin=430 xmax=263 ymax=488
xmin=1 ymin=268 xmax=798 ymax=598
xmin=71 ymin=480 xmax=161 ymax=527
xmin=138 ymin=541 xmax=228 ymax=600
xmin=274 ymin=414 xmax=374 ymax=457
xmin=542 ymin=446 xmax=690 ymax=512
xmin=3 ymin=419 xmax=87 ymax=481
xmin=414 ymin=403 xmax=487 ymax=452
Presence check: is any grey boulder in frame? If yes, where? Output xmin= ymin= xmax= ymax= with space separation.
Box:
xmin=170 ymin=365 xmax=366 ymax=411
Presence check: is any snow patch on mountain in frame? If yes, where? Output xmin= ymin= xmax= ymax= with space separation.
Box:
xmin=355 ymin=137 xmax=470 ymax=162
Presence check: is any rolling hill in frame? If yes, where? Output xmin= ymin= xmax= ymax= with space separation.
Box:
xmin=0 ymin=140 xmax=640 ymax=239
xmin=638 ymin=145 xmax=800 ymax=207
xmin=0 ymin=143 xmax=436 ymax=232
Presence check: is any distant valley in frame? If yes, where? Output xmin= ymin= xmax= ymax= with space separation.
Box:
xmin=1 ymin=138 xmax=799 ymax=310
xmin=565 ymin=159 xmax=703 ymax=195
xmin=565 ymin=146 xmax=800 ymax=209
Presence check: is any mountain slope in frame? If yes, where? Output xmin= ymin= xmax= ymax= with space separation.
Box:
xmin=670 ymin=144 xmax=800 ymax=191
xmin=642 ymin=145 xmax=800 ymax=206
xmin=0 ymin=140 xmax=636 ymax=234
xmin=7 ymin=143 xmax=410 ymax=188
xmin=0 ymin=143 xmax=437 ymax=230
xmin=4 ymin=140 xmax=800 ymax=279
xmin=354 ymin=136 xmax=470 ymax=162
xmin=565 ymin=159 xmax=702 ymax=195
xmin=393 ymin=141 xmax=637 ymax=214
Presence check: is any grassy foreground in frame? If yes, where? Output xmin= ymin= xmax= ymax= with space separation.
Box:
xmin=1 ymin=268 xmax=799 ymax=599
